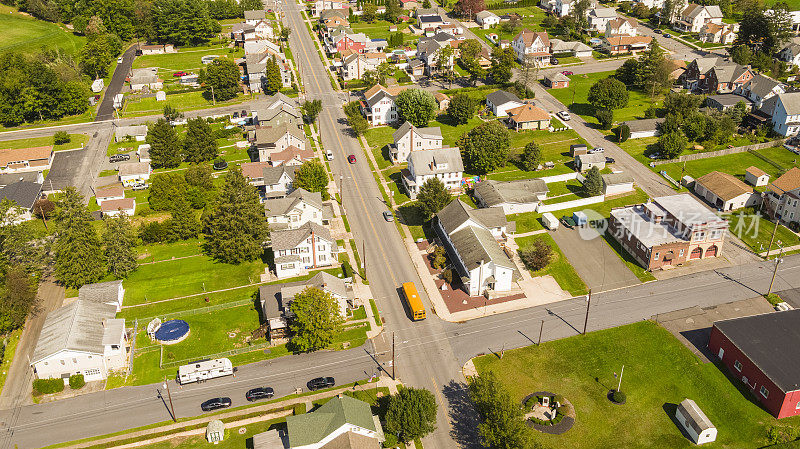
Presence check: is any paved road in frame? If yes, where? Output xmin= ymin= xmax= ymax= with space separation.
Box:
xmin=42 ymin=126 xmax=113 ymax=198
xmin=96 ymin=46 xmax=138 ymax=122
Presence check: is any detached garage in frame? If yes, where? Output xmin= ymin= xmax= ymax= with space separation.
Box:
xmin=694 ymin=171 xmax=761 ymax=211
xmin=620 ymin=118 xmax=663 ymax=139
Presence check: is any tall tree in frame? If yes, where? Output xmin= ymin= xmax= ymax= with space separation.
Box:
xmin=0 ymin=266 xmax=39 ymax=334
xmin=362 ymin=3 xmax=378 ymax=22
xmin=453 ymin=0 xmax=486 ymax=19
xmin=583 ymin=166 xmax=603 ymax=196
xmin=265 ymin=57 xmax=283 ymax=94
xmin=293 ymin=160 xmax=330 ymax=200
xmin=396 ymin=89 xmax=438 ymax=127
xmin=417 ymin=178 xmax=452 ymax=219
xmin=571 ymin=0 xmax=592 ymax=29
xmin=53 ymin=188 xmax=105 ymax=289
xmin=737 ymin=4 xmax=792 ymax=55
xmin=103 ymin=214 xmax=138 ymax=279
xmin=146 ymin=118 xmax=182 ymax=169
xmin=289 ymin=287 xmax=344 ymax=352
xmin=489 ymin=47 xmax=515 ymax=84
xmin=199 ymin=57 xmax=241 ymax=102
xmin=521 ymin=141 xmax=541 ymax=171
xmin=168 ymin=195 xmax=200 ymax=241
xmin=385 ymin=388 xmax=438 ymax=443
xmin=468 ymin=372 xmax=536 ymax=449
xmin=458 ymin=121 xmax=510 ymax=174
xmin=79 ymin=33 xmax=122 ymax=79
xmin=301 ymin=99 xmax=323 ymax=124
xmin=163 ymin=104 xmax=183 ymax=122
xmin=588 ymin=77 xmax=629 ymax=111
xmin=151 ymin=0 xmax=220 ymax=45
xmin=447 ymin=93 xmax=478 ymax=125
xmin=658 ymin=131 xmax=688 ymax=158
xmin=385 ymin=0 xmax=402 ymax=23
xmin=183 ymin=117 xmax=218 ymax=163
xmin=203 ymin=166 xmax=269 ymax=263
xmin=148 ymin=172 xmax=188 ymax=211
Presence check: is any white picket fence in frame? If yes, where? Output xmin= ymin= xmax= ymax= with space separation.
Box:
xmin=537 ymin=195 xmax=606 ymax=213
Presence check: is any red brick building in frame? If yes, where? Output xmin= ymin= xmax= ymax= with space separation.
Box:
xmin=708 ymin=310 xmax=800 ymax=419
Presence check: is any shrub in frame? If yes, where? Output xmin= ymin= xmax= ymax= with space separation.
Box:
xmin=342 ymin=260 xmax=354 ymax=279
xmin=431 ymin=246 xmax=447 ymax=269
xmin=615 ymin=124 xmax=630 ymax=142
xmin=441 ymin=268 xmax=453 ymax=284
xmin=69 ymin=374 xmax=85 ymax=389
xmin=767 ymin=424 xmax=800 ymax=445
xmin=556 ymin=405 xmax=569 ymax=416
xmin=53 ymin=131 xmax=71 ymax=145
xmin=553 ymin=394 xmax=565 ymax=405
xmin=382 ymin=433 xmax=399 ymax=448
xmin=644 ymin=106 xmax=657 ymax=118
xmin=33 ymin=378 xmax=64 ymax=395
xmin=140 ymin=221 xmax=168 ymax=244
xmin=612 ymin=390 xmax=626 ymax=403
xmin=595 ymin=108 xmax=613 ymax=130
xmin=519 ymin=239 xmax=553 ymax=272
xmin=293 ymin=403 xmax=306 ymax=415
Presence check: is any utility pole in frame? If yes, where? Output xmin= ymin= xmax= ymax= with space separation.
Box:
xmin=583 ymin=289 xmax=592 ymax=335
xmin=163 ymin=376 xmax=176 ymax=422
xmin=538 ymin=319 xmax=544 ymax=345
xmin=767 ymin=245 xmax=784 ymax=296
xmin=765 ymin=218 xmax=779 ymax=259
xmin=392 ymin=332 xmax=396 ymax=380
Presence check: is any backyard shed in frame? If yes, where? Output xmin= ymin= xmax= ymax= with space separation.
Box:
xmin=745 ymin=166 xmax=769 ymax=187
xmin=675 ymin=398 xmax=717 ymax=445
xmin=572 ymin=211 xmax=588 ymax=226
xmin=206 ymin=420 xmax=225 ymax=443
xmin=542 ymin=212 xmax=559 ymax=230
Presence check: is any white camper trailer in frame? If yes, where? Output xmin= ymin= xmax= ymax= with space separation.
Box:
xmin=177 ymin=358 xmax=234 ymax=384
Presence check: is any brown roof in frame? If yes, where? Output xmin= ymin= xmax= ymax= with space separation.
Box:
xmin=269 ymin=145 xmax=315 ymax=164
xmin=696 ymin=171 xmax=753 ymax=201
xmin=0 ymin=146 xmax=52 ymax=168
xmin=100 ymin=198 xmax=135 ymax=212
xmin=506 ymin=103 xmax=550 ymax=123
xmin=607 ymin=17 xmax=635 ymax=31
xmin=515 ymin=29 xmax=549 ymax=48
xmin=241 ymin=161 xmax=272 ymax=179
xmin=362 ymin=84 xmax=406 ymax=99
xmin=96 ymin=184 xmax=124 ymax=199
xmin=768 ymin=167 xmax=800 ymax=195
xmin=746 ymin=166 xmax=767 ymax=177
xmin=434 ymin=92 xmax=449 ymax=101
xmin=604 ymin=35 xmax=652 ymax=46
xmin=702 ymin=22 xmax=723 ymax=34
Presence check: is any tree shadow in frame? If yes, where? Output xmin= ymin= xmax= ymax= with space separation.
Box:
xmin=442 ymin=380 xmax=483 ymax=449
xmin=568 ymin=102 xmax=594 ymax=118
xmin=566 ymin=183 xmax=590 ymax=198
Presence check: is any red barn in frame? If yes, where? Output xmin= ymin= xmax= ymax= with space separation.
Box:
xmin=708 ymin=310 xmax=800 ymax=419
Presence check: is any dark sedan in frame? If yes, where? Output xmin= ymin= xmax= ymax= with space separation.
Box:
xmin=307 ymin=377 xmax=335 ymax=391
xmin=246 ymin=387 xmax=274 ymax=402
xmin=201 ymin=397 xmax=232 ymax=411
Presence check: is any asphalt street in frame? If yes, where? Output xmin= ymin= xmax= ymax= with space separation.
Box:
xmin=96 ymin=45 xmax=138 ymax=122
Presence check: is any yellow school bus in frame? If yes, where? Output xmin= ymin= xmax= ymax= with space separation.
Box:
xmin=402 ymin=282 xmax=426 ymax=321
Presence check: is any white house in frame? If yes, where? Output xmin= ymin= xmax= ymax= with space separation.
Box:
xmin=621 ymin=118 xmax=664 ymax=139
xmin=674 ymin=4 xmax=723 ymax=33
xmin=588 ymin=7 xmax=617 ymax=31
xmin=0 ymin=147 xmax=53 ymax=174
xmin=605 ymin=17 xmax=637 ymax=37
xmin=100 ymin=198 xmax=136 ymax=217
xmin=254 ymin=125 xmax=307 ymax=162
xmin=512 ymin=29 xmax=551 ymax=65
xmin=675 ymin=399 xmax=717 ymax=445
xmin=602 ymin=172 xmax=635 ymax=196
xmin=402 ymin=146 xmax=463 ymax=199
xmin=486 ymin=90 xmax=524 ymax=117
xmin=360 ymin=85 xmax=406 ymax=126
xmin=637 ymin=0 xmax=665 ymax=8
xmin=283 ymin=395 xmax=384 ymax=448
xmin=117 ymin=162 xmax=151 ymax=187
xmin=244 ymin=9 xmax=266 ymax=25
xmin=553 ymin=0 xmax=574 ymax=17
xmin=735 ymin=73 xmax=784 ymax=109
xmin=549 ymin=39 xmax=593 ymax=58
xmin=391 ymin=121 xmax=443 ymax=163
xmin=311 ymin=0 xmax=347 ymax=17
xmin=770 ymin=92 xmax=800 ymax=136
xmin=698 ymin=22 xmax=737 ymax=44
xmin=434 ymin=199 xmax=519 ymax=296
xmin=764 ymin=167 xmax=800 ymax=226
xmin=473 ymin=179 xmax=548 ymax=214
xmin=263 ymin=188 xmax=325 ymax=230
xmin=475 ymin=10 xmax=500 ymax=29
xmin=114 ymin=125 xmax=147 ymax=142
xmin=575 ymin=153 xmax=606 ymax=172
xmin=745 ymin=166 xmax=769 ymax=187
xmin=31 ymin=300 xmax=126 ymax=383
xmin=242 ymin=164 xmax=297 ymax=199
xmin=280 ymin=271 xmax=352 ymax=319
xmin=339 ymin=52 xmax=386 ymax=81
xmin=271 ymin=222 xmax=335 ymax=278
xmin=779 ymin=43 xmax=800 ymax=67
xmin=129 ymin=68 xmax=162 ymax=91
xmin=78 ymin=280 xmax=125 ymax=312
xmin=694 ymin=171 xmax=761 ymax=211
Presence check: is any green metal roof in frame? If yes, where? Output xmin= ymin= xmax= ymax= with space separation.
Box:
xmin=287 ymin=396 xmax=377 ymax=447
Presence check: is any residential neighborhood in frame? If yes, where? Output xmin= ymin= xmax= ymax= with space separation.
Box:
xmin=4 ymin=0 xmax=800 ymax=448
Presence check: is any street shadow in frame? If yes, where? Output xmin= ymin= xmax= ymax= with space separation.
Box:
xmin=545 ymin=307 xmax=580 ymax=335
xmin=714 ymin=270 xmax=761 ymax=297
xmin=442 ymin=380 xmax=482 ymax=449
xmin=156 ymin=389 xmax=175 ymax=422
xmin=518 ymin=329 xmax=536 ymax=345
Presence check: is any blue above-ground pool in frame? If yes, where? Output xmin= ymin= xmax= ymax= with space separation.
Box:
xmin=154 ymin=319 xmax=190 ymax=344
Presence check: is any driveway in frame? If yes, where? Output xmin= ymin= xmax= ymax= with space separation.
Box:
xmin=550 ymin=225 xmax=641 ymax=292
xmin=96 ymin=45 xmax=138 ymax=122
xmin=43 ymin=125 xmax=114 ymax=198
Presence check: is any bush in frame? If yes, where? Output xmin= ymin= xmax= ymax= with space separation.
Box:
xmin=382 ymin=433 xmax=399 ymax=448
xmin=53 ymin=131 xmax=71 ymax=145
xmin=519 ymin=239 xmax=553 ymax=272
xmin=140 ymin=221 xmax=168 ymax=244
xmin=556 ymin=405 xmax=569 ymax=416
xmin=441 ymin=268 xmax=453 ymax=284
xmin=612 ymin=390 xmax=626 ymax=403
xmin=595 ymin=108 xmax=613 ymax=130
xmin=644 ymin=106 xmax=657 ymax=118
xmin=33 ymin=378 xmax=64 ymax=395
xmin=293 ymin=403 xmax=306 ymax=415
xmin=431 ymin=246 xmax=446 ymax=269
xmin=69 ymin=374 xmax=85 ymax=389
xmin=553 ymin=394 xmax=565 ymax=405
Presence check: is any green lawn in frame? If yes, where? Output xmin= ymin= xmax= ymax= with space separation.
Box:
xmin=350 ymin=20 xmax=411 ymax=43
xmin=132 ymin=418 xmax=285 ymax=449
xmin=469 ymin=7 xmax=547 ymax=45
xmin=0 ymin=328 xmax=22 ymax=397
xmin=0 ymin=5 xmax=86 ymax=56
xmin=121 ymin=91 xmax=250 ymax=117
xmin=548 ymin=71 xmax=661 ymax=126
xmin=0 ymin=134 xmax=88 ymax=151
xmin=474 ymin=320 xmax=800 ymax=448
xmin=516 ymin=233 xmax=588 ymax=296
xmin=132 ymin=44 xmax=243 ymax=72
xmin=724 ymin=210 xmax=800 ymax=255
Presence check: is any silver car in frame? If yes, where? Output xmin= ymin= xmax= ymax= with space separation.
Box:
xmin=383 ymin=211 xmax=394 ymax=222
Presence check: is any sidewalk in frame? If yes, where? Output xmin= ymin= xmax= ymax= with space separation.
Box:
xmin=760 ymin=243 xmax=800 ymax=258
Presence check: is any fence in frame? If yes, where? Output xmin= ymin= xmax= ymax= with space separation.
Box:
xmin=537 ymin=195 xmax=606 ymax=213
xmin=127 ymin=319 xmax=138 ymax=376
xmin=159 ymin=341 xmax=273 ymax=369
xmin=540 ymin=172 xmax=579 ymax=184
xmin=650 ymin=140 xmax=785 ymax=166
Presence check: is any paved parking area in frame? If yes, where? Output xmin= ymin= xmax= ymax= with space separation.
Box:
xmin=550 ymin=226 xmax=640 ymax=292
xmin=656 ymin=297 xmax=774 ymax=363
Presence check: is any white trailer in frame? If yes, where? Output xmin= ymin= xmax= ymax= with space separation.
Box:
xmin=178 ymin=358 xmax=234 ymax=385
xmin=542 ymin=212 xmax=559 ymax=230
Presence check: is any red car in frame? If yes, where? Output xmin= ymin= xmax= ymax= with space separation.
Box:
xmin=348 ymin=155 xmax=356 ymax=164
xmin=173 ymin=71 xmax=187 ymax=77
xmin=561 ymin=70 xmax=573 ymax=76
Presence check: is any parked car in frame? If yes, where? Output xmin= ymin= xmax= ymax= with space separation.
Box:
xmin=383 ymin=211 xmax=394 ymax=222
xmin=117 ymin=57 xmax=124 ymax=64
xmin=232 ymin=111 xmax=239 ymax=118
xmin=588 ymin=147 xmax=605 ymax=154
xmin=551 ymin=57 xmax=559 ymax=65
xmin=326 ymin=150 xmax=334 ymax=160
xmin=109 ymin=154 xmax=130 ymax=163
xmin=132 ymin=183 xmax=148 ymax=191
xmin=245 ymin=387 xmax=274 ymax=402
xmin=307 ymin=377 xmax=335 ymax=391
xmin=561 ymin=215 xmax=575 ymax=229
xmin=664 ymin=33 xmax=672 ymax=38
xmin=241 ymin=109 xmax=248 ymax=117
xmin=654 ymin=29 xmax=663 ymax=34
xmin=348 ymin=154 xmax=356 ymax=164
xmin=201 ymin=397 xmax=232 ymax=411
xmin=556 ymin=111 xmax=571 ymax=121
xmin=561 ymin=70 xmax=573 ymax=76
xmin=605 ymin=157 xmax=615 ymax=164
xmin=173 ymin=71 xmax=187 ymax=77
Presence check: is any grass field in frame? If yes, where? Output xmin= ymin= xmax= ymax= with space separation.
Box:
xmin=474 ymin=320 xmax=800 ymax=448
xmin=0 ymin=5 xmax=86 ymax=56
xmin=350 ymin=20 xmax=413 ymax=44
xmin=0 ymin=134 xmax=88 ymax=151
xmin=121 ymin=91 xmax=250 ymax=117
xmin=548 ymin=71 xmax=661 ymax=126
xmin=0 ymin=328 xmax=22 ymax=397
xmin=132 ymin=45 xmax=243 ymax=72
xmin=724 ymin=210 xmax=800 ymax=255
xmin=132 ymin=418 xmax=285 ymax=449
xmin=469 ymin=7 xmax=547 ymax=46
xmin=516 ymin=233 xmax=588 ymax=296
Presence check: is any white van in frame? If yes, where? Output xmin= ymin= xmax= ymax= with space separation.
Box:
xmin=326 ymin=150 xmax=334 ymax=160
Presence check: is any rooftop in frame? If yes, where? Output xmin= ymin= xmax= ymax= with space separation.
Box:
xmin=474 ymin=179 xmax=548 ymax=206
xmin=486 ymin=90 xmax=522 ymax=107
xmin=408 ymin=146 xmax=463 ymax=176
xmin=286 ymin=396 xmax=379 ymax=447
xmin=696 ymin=171 xmax=753 ymax=201
xmin=768 ymin=166 xmax=800 ymax=195
xmin=0 ymin=180 xmax=41 ymax=210
xmin=78 ymin=280 xmax=123 ymax=306
xmin=437 ymin=199 xmax=508 ymax=235
xmin=31 ymin=300 xmax=120 ymax=364
xmin=0 ymin=146 xmax=52 ymax=168
xmin=653 ymin=193 xmax=726 ymax=226
xmin=118 ymin=162 xmax=150 ymax=177
xmin=270 ymin=221 xmax=333 ymax=251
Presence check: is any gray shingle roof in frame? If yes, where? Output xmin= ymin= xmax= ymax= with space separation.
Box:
xmin=474 ymin=179 xmax=548 ymax=207
xmin=486 ymin=90 xmax=522 ymax=107
xmin=244 ymin=10 xmax=266 ymax=20
xmin=286 ymin=396 xmax=378 ymax=447
xmin=437 ymin=199 xmax=507 ymax=235
xmin=118 ymin=162 xmax=150 ymax=177
xmin=577 ymin=153 xmax=606 ymax=164
xmin=408 ymin=147 xmax=463 ymax=176
xmin=262 ymin=165 xmax=297 ymax=185
xmin=602 ymin=172 xmax=634 ymax=186
xmin=0 ymin=171 xmax=41 ymax=187
xmin=777 ymin=92 xmax=800 ymax=115
xmin=0 ymin=181 xmax=41 ymax=210
xmin=281 ymin=271 xmax=349 ymax=303
xmin=78 ymin=280 xmax=123 ymax=306
xmin=677 ymin=399 xmax=715 ymax=434
xmin=449 ymin=224 xmax=516 ymax=271
xmin=263 ymin=188 xmax=323 ymax=218
xmin=270 ymin=221 xmax=333 ymax=251
xmin=745 ymin=74 xmax=781 ymax=99
xmin=32 ymin=300 xmax=119 ymax=364
xmin=621 ymin=118 xmax=664 ymax=133
xmin=255 ymin=125 xmax=306 ymax=146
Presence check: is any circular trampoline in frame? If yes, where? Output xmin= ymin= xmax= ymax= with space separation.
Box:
xmin=154 ymin=319 xmax=190 ymax=345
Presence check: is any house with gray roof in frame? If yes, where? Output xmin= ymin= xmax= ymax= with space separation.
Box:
xmin=474 ymin=179 xmax=548 ymax=214
xmin=270 ymin=221 xmax=335 ymax=278
xmin=263 ymin=188 xmax=325 ymax=230
xmin=254 ymin=125 xmax=307 ymax=162
xmin=78 ymin=280 xmax=125 ymax=312
xmin=391 ymin=121 xmax=443 ymax=162
xmin=280 ymin=271 xmax=353 ymax=319
xmin=117 ymin=161 xmax=151 ymax=187
xmin=402 ymin=147 xmax=463 ymax=199
xmin=706 ymin=94 xmax=753 ymax=112
xmin=114 ymin=125 xmax=147 ymax=142
xmin=254 ymin=104 xmax=303 ymax=129
xmin=31 ymin=300 xmax=127 ymax=382
xmin=0 ymin=171 xmax=42 ymax=188
xmin=435 ymin=199 xmax=520 ymax=296
xmin=0 ymin=180 xmax=42 ymax=223
xmin=284 ymin=395 xmax=384 ymax=448
xmin=486 ymin=90 xmax=524 ymax=117
xmin=602 ymin=172 xmax=635 ymax=195
xmin=771 ymin=91 xmax=800 ymax=136
xmin=129 ymin=68 xmax=162 ymax=91
xmin=575 ymin=152 xmax=606 ymax=172
xmin=674 ymin=3 xmax=723 ymax=33
xmin=735 ymin=73 xmax=784 ymax=109
xmin=621 ymin=118 xmax=664 ymax=139
xmin=779 ymin=42 xmax=800 ymax=67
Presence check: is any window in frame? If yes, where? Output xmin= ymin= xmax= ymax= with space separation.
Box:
xmin=760 ymin=386 xmax=769 ymax=398
xmin=653 ymin=252 xmax=659 ymax=261
xmin=319 ymin=254 xmax=326 ymax=261
xmin=61 ymin=360 xmax=65 ymax=365
xmin=734 ymin=360 xmax=742 ymax=372
xmin=796 ymin=401 xmax=800 ymax=410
